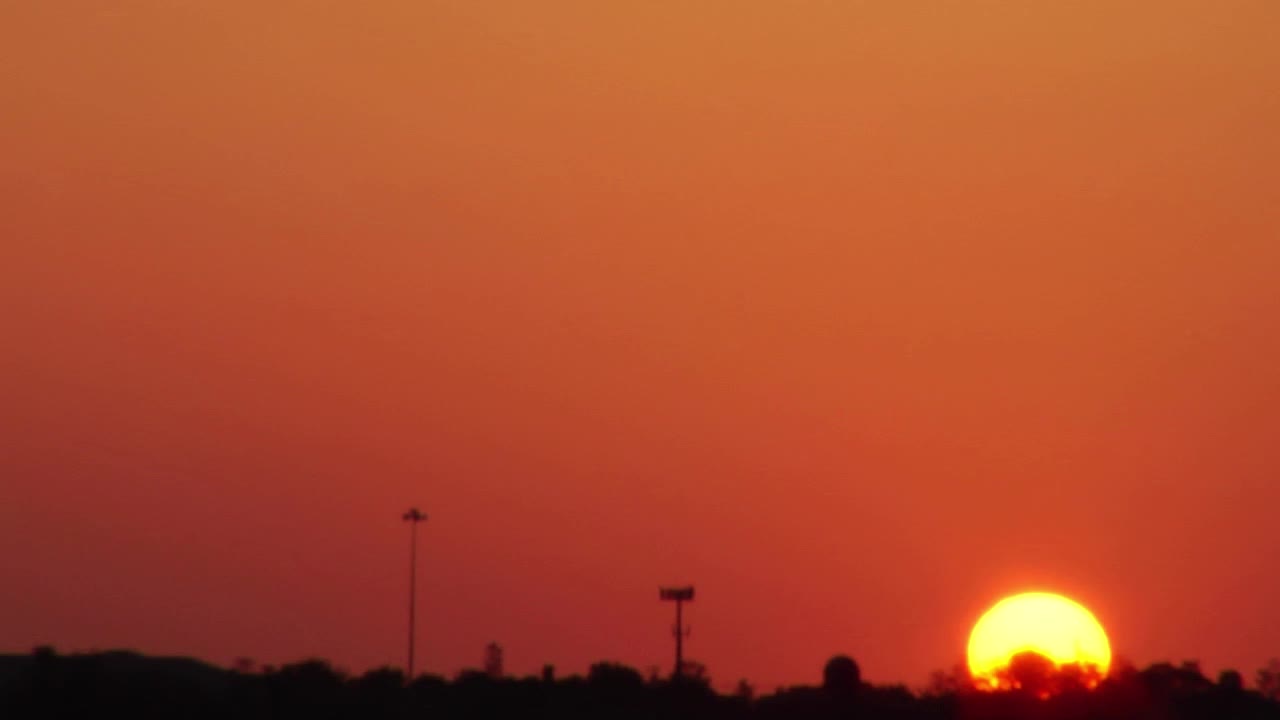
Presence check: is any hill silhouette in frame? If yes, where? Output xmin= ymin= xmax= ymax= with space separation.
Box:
xmin=4 ymin=647 xmax=1280 ymax=719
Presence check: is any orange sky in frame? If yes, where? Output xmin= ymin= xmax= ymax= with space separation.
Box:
xmin=3 ymin=1 xmax=1279 ymax=690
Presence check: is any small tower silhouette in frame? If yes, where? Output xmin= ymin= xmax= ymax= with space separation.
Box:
xmin=659 ymin=586 xmax=694 ymax=679
xmin=484 ymin=642 xmax=504 ymax=679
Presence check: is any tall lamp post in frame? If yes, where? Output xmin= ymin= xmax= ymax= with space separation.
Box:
xmin=403 ymin=508 xmax=427 ymax=679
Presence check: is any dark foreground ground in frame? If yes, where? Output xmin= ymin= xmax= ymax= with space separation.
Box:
xmin=3 ymin=648 xmax=1279 ymax=720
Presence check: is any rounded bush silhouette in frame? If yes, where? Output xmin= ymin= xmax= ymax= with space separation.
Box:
xmin=823 ymin=655 xmax=861 ymax=692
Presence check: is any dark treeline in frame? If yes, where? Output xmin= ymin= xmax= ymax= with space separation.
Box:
xmin=5 ymin=647 xmax=1280 ymax=720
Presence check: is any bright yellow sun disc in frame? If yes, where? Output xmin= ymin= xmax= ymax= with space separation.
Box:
xmin=967 ymin=592 xmax=1111 ymax=689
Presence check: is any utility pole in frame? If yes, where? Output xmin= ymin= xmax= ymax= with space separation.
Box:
xmin=403 ymin=508 xmax=427 ymax=679
xmin=659 ymin=586 xmax=694 ymax=678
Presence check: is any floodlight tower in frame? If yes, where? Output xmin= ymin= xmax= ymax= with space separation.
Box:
xmin=403 ymin=508 xmax=427 ymax=679
xmin=659 ymin=586 xmax=694 ymax=678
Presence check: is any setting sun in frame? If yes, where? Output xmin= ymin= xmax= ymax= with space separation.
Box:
xmin=967 ymin=592 xmax=1112 ymax=690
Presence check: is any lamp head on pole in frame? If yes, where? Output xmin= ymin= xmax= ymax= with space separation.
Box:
xmin=659 ymin=587 xmax=694 ymax=602
xmin=403 ymin=508 xmax=427 ymax=523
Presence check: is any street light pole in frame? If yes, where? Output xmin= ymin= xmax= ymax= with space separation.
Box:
xmin=402 ymin=508 xmax=427 ymax=679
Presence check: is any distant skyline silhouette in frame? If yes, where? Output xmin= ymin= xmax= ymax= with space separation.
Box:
xmin=6 ymin=646 xmax=1280 ymax=719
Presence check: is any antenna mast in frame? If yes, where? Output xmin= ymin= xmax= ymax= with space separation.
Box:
xmin=659 ymin=586 xmax=695 ymax=678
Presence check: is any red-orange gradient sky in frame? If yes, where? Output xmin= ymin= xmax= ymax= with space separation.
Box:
xmin=3 ymin=1 xmax=1279 ymax=691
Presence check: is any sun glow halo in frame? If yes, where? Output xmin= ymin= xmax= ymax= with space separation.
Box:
xmin=967 ymin=592 xmax=1112 ymax=690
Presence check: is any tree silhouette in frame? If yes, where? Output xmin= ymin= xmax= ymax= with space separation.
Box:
xmin=6 ymin=648 xmax=1280 ymax=720
xmin=924 ymin=661 xmax=972 ymax=696
xmin=1220 ymin=669 xmax=1245 ymax=693
xmin=586 ymin=661 xmax=645 ymax=694
xmin=822 ymin=655 xmax=861 ymax=693
xmin=1260 ymin=659 xmax=1280 ymax=701
xmin=1006 ymin=651 xmax=1055 ymax=697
